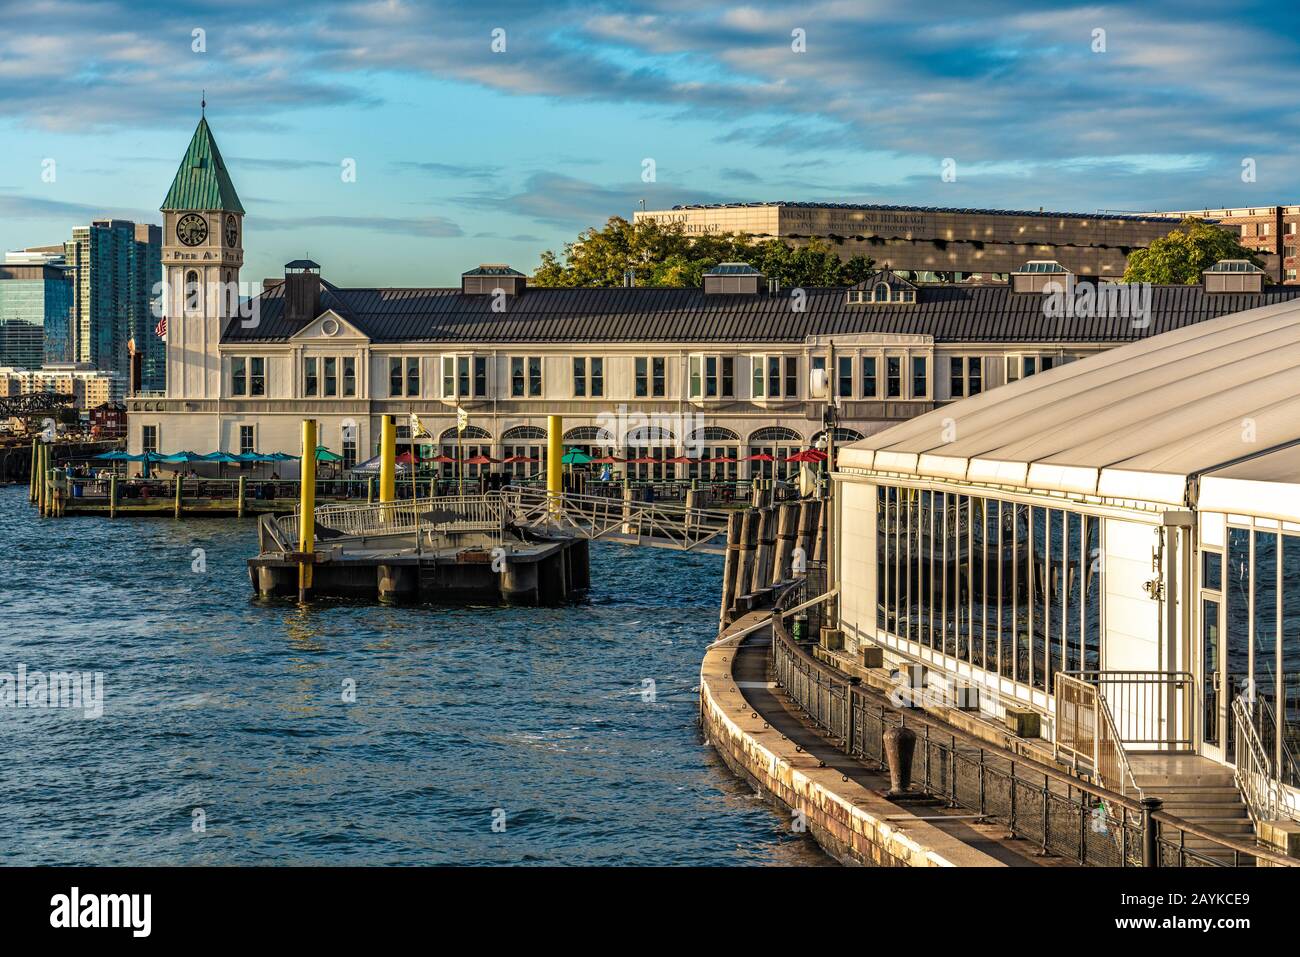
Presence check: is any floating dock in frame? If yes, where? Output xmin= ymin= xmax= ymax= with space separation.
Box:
xmin=249 ymin=496 xmax=590 ymax=605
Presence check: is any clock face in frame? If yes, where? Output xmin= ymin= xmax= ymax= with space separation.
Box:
xmin=176 ymin=213 xmax=208 ymax=246
xmin=224 ymin=214 xmax=238 ymax=247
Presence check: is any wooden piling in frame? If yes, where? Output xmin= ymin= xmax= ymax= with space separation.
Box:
xmin=771 ymin=502 xmax=798 ymax=585
xmin=684 ymin=485 xmax=698 ymax=532
xmin=622 ymin=480 xmax=634 ymax=534
xmin=719 ymin=511 xmax=744 ymax=627
xmin=28 ymin=437 xmax=38 ymax=502
xmin=795 ymin=500 xmax=817 ymax=575
xmin=237 ymin=475 xmax=246 ymax=518
xmin=734 ymin=508 xmax=759 ymax=613
xmin=751 ymin=506 xmax=776 ymax=595
xmin=174 ymin=474 xmax=183 ymax=519
xmin=109 ymin=474 xmax=118 ymax=519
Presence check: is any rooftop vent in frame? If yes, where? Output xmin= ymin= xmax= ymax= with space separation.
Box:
xmin=284 ymin=259 xmax=321 ymax=323
xmin=1203 ymin=259 xmax=1265 ymax=294
xmin=703 ymin=262 xmax=761 ymax=295
xmin=1010 ymin=260 xmax=1071 ymax=294
xmin=462 ymin=264 xmax=526 ymax=296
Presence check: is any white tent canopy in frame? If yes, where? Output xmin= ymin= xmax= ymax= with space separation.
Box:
xmin=838 ymin=298 xmax=1300 ymax=513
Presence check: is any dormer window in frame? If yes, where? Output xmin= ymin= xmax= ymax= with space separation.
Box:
xmin=849 ymin=269 xmax=918 ymax=304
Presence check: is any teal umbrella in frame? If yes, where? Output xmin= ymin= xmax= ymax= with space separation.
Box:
xmin=201 ymin=452 xmax=241 ymax=464
xmin=561 ymin=447 xmax=593 ymax=465
xmin=315 ymin=446 xmax=343 ymax=463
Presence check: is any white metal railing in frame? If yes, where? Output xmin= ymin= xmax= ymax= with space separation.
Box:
xmin=1233 ymin=695 xmax=1280 ymax=825
xmin=502 ymin=485 xmax=731 ymax=553
xmin=275 ymin=495 xmax=503 ymax=545
xmin=260 ymin=488 xmax=731 ymax=556
xmin=1055 ymin=672 xmax=1143 ymax=798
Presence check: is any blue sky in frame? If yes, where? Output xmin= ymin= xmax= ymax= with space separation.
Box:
xmin=2 ymin=0 xmax=1299 ymax=286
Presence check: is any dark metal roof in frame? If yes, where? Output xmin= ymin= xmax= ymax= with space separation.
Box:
xmin=462 ymin=264 xmax=524 ymax=276
xmin=285 ymin=259 xmax=320 ymax=270
xmin=705 ymin=262 xmax=762 ymax=275
xmin=663 ymin=202 xmax=1185 ymax=224
xmin=224 ymin=280 xmax=1300 ymax=346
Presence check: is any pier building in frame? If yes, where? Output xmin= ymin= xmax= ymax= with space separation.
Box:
xmin=129 ymin=116 xmax=1300 ymax=493
xmin=830 ymin=295 xmax=1300 ymax=842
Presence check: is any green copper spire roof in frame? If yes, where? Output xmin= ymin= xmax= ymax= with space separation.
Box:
xmin=161 ymin=116 xmax=244 ymax=214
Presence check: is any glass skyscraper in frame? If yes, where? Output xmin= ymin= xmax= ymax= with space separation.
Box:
xmin=0 ymin=262 xmax=73 ymax=369
xmin=62 ymin=220 xmax=162 ymax=390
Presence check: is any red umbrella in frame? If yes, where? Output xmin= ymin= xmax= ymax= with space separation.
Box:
xmin=429 ymin=454 xmax=457 ymax=464
xmin=465 ymin=454 xmax=499 ymax=466
xmin=666 ymin=455 xmax=697 ymax=464
xmin=704 ymin=455 xmax=738 ymax=463
xmin=628 ymin=457 xmax=660 ymax=464
xmin=590 ymin=455 xmax=626 ymax=464
xmin=785 ymin=449 xmax=828 ymax=463
xmin=742 ymin=453 xmax=775 ymax=462
xmin=501 ymin=455 xmax=537 ymax=464
xmin=395 ymin=451 xmax=415 ymax=464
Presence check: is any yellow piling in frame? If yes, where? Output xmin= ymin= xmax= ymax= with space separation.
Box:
xmin=379 ymin=414 xmax=396 ymax=521
xmin=237 ymin=475 xmax=246 ymax=518
xmin=547 ymin=414 xmax=563 ymax=513
xmin=299 ymin=418 xmax=317 ymax=602
xmin=109 ymin=474 xmax=118 ymax=519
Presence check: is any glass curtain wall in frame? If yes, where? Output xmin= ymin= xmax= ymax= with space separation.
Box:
xmin=876 ymin=484 xmax=1101 ymax=695
xmin=1224 ymin=525 xmax=1300 ymax=782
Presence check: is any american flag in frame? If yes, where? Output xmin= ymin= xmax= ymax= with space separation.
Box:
xmin=154 ymin=316 xmax=167 ymax=339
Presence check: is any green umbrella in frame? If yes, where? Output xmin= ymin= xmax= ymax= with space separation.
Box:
xmin=560 ymin=447 xmax=592 ymax=465
xmin=315 ymin=446 xmax=344 ymax=462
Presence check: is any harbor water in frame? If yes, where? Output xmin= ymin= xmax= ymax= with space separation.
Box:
xmin=0 ymin=486 xmax=824 ymax=865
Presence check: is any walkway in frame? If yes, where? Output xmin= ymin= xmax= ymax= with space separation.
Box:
xmin=730 ymin=628 xmax=1067 ymax=867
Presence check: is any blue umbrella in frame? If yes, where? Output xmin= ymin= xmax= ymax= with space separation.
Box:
xmin=93 ymin=450 xmax=130 ymax=460
xmin=201 ymin=452 xmax=241 ymax=464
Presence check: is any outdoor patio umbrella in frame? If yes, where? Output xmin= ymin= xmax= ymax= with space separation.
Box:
xmin=704 ymin=455 xmax=738 ymax=463
xmin=464 ymin=454 xmax=499 ymax=466
xmin=588 ymin=455 xmax=625 ymax=464
xmin=501 ymin=455 xmax=537 ymax=464
xmin=784 ymin=449 xmax=828 ymax=463
xmin=742 ymin=453 xmax=775 ymax=461
xmin=93 ymin=450 xmax=131 ymax=460
xmin=561 ymin=448 xmax=593 ymax=465
xmin=429 ymin=454 xmax=458 ymax=464
xmin=627 ymin=456 xmax=660 ymax=464
xmin=666 ymin=455 xmax=697 ymax=464
xmin=315 ymin=446 xmax=344 ymax=462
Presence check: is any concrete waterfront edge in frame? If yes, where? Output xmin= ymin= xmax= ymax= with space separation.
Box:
xmin=699 ymin=614 xmax=1004 ymax=867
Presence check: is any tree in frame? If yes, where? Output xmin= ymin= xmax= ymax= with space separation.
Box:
xmin=531 ymin=216 xmax=874 ymax=288
xmin=1122 ymin=218 xmax=1263 ymax=285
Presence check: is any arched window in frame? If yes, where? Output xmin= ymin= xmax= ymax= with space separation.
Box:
xmin=873 ymin=282 xmax=891 ymax=303
xmin=564 ymin=425 xmax=614 ymax=443
xmin=811 ymin=427 xmax=864 ymax=444
xmin=627 ymin=425 xmax=676 ymax=446
xmin=690 ymin=426 xmax=739 ymax=442
xmin=184 ymin=270 xmax=201 ymax=314
xmin=502 ymin=425 xmax=547 ymax=441
xmin=440 ymin=425 xmax=491 ymax=440
xmin=749 ymin=426 xmax=801 ymax=443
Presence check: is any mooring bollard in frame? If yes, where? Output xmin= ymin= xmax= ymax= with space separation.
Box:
xmin=1141 ymin=796 xmax=1163 ymax=867
xmin=884 ymin=725 xmax=918 ymax=796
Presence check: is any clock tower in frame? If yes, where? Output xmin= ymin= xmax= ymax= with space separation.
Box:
xmin=160 ymin=111 xmax=244 ymax=399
